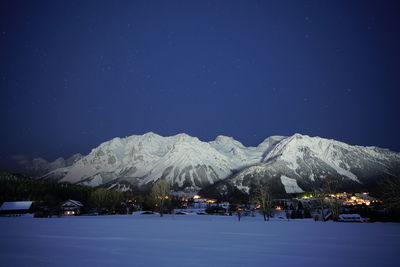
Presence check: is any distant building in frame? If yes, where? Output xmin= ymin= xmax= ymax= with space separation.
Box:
xmin=60 ymin=200 xmax=83 ymax=216
xmin=342 ymin=193 xmax=378 ymax=206
xmin=0 ymin=201 xmax=33 ymax=216
xmin=191 ymin=195 xmax=229 ymax=209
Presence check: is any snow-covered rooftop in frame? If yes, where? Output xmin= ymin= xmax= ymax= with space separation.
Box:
xmin=0 ymin=201 xmax=33 ymax=211
xmin=62 ymin=200 xmax=83 ymax=207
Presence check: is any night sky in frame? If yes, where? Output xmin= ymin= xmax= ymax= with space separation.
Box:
xmin=1 ymin=0 xmax=399 ymax=170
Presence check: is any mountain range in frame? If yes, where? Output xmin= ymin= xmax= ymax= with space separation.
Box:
xmin=22 ymin=132 xmax=400 ymax=195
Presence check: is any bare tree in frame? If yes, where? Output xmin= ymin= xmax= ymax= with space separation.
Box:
xmin=151 ymin=179 xmax=170 ymax=217
xmin=252 ymin=185 xmax=273 ymax=221
xmin=312 ymin=189 xmax=326 ymax=221
xmin=284 ymin=202 xmax=291 ymax=221
xmin=312 ymin=176 xmax=342 ymax=221
xmin=323 ymin=175 xmax=341 ymax=194
xmin=323 ymin=176 xmax=341 ymax=221
xmin=232 ymin=204 xmax=243 ymax=221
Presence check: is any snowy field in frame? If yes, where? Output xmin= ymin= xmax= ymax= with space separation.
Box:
xmin=0 ymin=214 xmax=399 ymax=267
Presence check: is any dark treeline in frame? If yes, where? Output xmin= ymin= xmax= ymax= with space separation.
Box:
xmin=0 ymin=171 xmax=93 ymax=204
xmin=0 ymin=171 xmax=175 ymax=215
xmin=0 ymin=171 xmax=125 ymax=215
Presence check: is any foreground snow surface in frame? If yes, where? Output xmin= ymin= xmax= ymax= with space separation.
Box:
xmin=0 ymin=215 xmax=399 ymax=267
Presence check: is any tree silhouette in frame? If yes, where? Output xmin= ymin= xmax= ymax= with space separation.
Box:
xmin=151 ymin=179 xmax=171 ymax=217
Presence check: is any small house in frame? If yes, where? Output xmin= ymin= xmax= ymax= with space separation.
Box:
xmin=61 ymin=200 xmax=83 ymax=216
xmin=0 ymin=201 xmax=33 ymax=216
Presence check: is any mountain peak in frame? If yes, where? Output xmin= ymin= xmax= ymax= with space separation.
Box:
xmin=170 ymin=133 xmax=200 ymax=143
xmin=213 ymin=135 xmax=244 ymax=147
xmin=143 ymin=132 xmax=160 ymax=138
xmin=215 ymin=135 xmax=234 ymax=141
xmin=257 ymin=135 xmax=286 ymax=148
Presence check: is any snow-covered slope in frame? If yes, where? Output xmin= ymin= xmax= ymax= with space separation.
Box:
xmin=55 ymin=133 xmax=282 ymax=191
xmin=37 ymin=132 xmax=400 ymax=194
xmin=214 ymin=134 xmax=400 ymax=194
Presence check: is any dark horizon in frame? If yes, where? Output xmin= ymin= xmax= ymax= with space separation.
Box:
xmin=1 ymin=0 xmax=400 ymax=171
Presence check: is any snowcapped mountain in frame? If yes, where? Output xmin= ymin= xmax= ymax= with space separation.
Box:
xmin=36 ymin=132 xmax=400 ymax=194
xmin=51 ymin=133 xmax=282 ymax=192
xmin=208 ymin=134 xmax=400 ymax=195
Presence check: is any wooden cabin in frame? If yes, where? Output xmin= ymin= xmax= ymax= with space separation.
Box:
xmin=60 ymin=199 xmax=83 ymax=216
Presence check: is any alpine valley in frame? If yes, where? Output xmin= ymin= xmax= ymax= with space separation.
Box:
xmin=24 ymin=133 xmax=400 ymax=196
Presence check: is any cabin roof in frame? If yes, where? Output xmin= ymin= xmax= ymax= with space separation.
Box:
xmin=62 ymin=199 xmax=83 ymax=207
xmin=0 ymin=201 xmax=33 ymax=211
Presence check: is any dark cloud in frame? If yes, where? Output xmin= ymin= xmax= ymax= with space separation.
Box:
xmin=9 ymin=154 xmax=30 ymax=166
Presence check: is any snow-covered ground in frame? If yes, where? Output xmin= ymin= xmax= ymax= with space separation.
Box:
xmin=0 ymin=214 xmax=399 ymax=267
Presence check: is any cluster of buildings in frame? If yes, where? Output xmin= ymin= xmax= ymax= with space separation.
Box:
xmin=191 ymin=195 xmax=230 ymax=209
xmin=299 ymin=192 xmax=379 ymax=206
xmin=176 ymin=194 xmax=227 ymax=209
xmin=0 ymin=191 xmax=383 ymax=220
xmin=174 ymin=191 xmax=383 ymax=220
xmin=339 ymin=193 xmax=378 ymax=206
xmin=0 ymin=199 xmax=84 ymax=217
